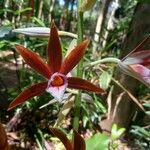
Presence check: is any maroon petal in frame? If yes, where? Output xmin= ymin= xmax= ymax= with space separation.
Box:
xmin=8 ymin=82 xmax=47 ymax=110
xmin=68 ymin=77 xmax=104 ymax=93
xmin=73 ymin=130 xmax=85 ymax=150
xmin=50 ymin=128 xmax=73 ymax=150
xmin=16 ymin=45 xmax=51 ymax=79
xmin=47 ymin=22 xmax=62 ymax=73
xmin=60 ymin=40 xmax=90 ymax=75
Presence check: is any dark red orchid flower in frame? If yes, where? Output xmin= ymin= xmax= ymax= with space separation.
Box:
xmin=8 ymin=23 xmax=104 ymax=110
xmin=50 ymin=128 xmax=85 ymax=150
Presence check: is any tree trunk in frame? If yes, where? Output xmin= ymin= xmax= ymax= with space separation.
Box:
xmin=28 ymin=0 xmax=34 ymax=22
xmin=38 ymin=0 xmax=43 ymax=19
xmin=48 ymin=0 xmax=55 ymax=23
xmin=100 ymin=2 xmax=150 ymax=131
xmin=102 ymin=0 xmax=120 ymax=47
xmin=93 ymin=0 xmax=112 ymax=53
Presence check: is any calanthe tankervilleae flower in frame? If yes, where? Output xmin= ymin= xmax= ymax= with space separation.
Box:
xmin=118 ymin=35 xmax=150 ymax=87
xmin=8 ymin=23 xmax=104 ymax=110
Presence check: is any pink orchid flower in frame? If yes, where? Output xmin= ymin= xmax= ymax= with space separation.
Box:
xmin=8 ymin=23 xmax=104 ymax=110
xmin=118 ymin=35 xmax=150 ymax=87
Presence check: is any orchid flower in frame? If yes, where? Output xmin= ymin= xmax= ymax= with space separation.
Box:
xmin=8 ymin=23 xmax=104 ymax=110
xmin=118 ymin=35 xmax=150 ymax=87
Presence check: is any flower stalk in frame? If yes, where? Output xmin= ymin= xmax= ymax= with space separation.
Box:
xmin=85 ymin=57 xmax=121 ymax=67
xmin=73 ymin=0 xmax=84 ymax=131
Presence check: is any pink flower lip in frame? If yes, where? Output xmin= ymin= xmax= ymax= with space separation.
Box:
xmin=46 ymin=73 xmax=68 ymax=101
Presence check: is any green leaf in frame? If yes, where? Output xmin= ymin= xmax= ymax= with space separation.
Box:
xmin=111 ymin=124 xmax=125 ymax=140
xmin=131 ymin=126 xmax=150 ymax=138
xmin=99 ymin=71 xmax=111 ymax=90
xmin=14 ymin=7 xmax=32 ymax=15
xmin=0 ymin=41 xmax=8 ymax=49
xmin=143 ymin=102 xmax=150 ymax=108
xmin=86 ymin=133 xmax=110 ymax=150
xmin=32 ymin=17 xmax=46 ymax=27
xmin=117 ymin=128 xmax=126 ymax=137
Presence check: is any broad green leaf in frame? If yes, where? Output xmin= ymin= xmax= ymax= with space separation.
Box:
xmin=99 ymin=71 xmax=111 ymax=90
xmin=0 ymin=41 xmax=8 ymax=49
xmin=111 ymin=124 xmax=125 ymax=140
xmin=131 ymin=126 xmax=150 ymax=138
xmin=0 ymin=9 xmax=13 ymax=15
xmin=14 ymin=7 xmax=32 ymax=15
xmin=117 ymin=128 xmax=126 ymax=136
xmin=86 ymin=133 xmax=110 ymax=150
xmin=32 ymin=17 xmax=46 ymax=27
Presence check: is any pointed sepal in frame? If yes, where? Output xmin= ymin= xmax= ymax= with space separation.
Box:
xmin=47 ymin=22 xmax=62 ymax=73
xmin=49 ymin=128 xmax=73 ymax=150
xmin=68 ymin=77 xmax=105 ymax=93
xmin=73 ymin=130 xmax=86 ymax=150
xmin=16 ymin=45 xmax=51 ymax=79
xmin=8 ymin=82 xmax=47 ymax=110
xmin=60 ymin=40 xmax=90 ymax=75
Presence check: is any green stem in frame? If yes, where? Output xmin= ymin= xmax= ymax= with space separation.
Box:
xmin=73 ymin=0 xmax=83 ymax=131
xmin=34 ymin=134 xmax=43 ymax=150
xmin=84 ymin=57 xmax=121 ymax=68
